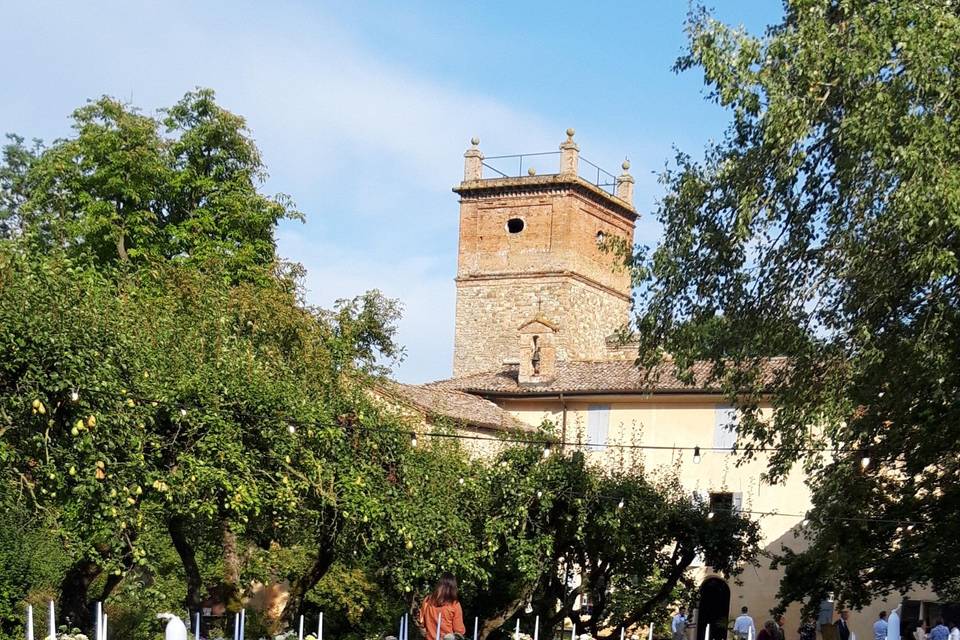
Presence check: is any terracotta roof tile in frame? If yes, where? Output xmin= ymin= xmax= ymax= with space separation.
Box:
xmin=377 ymin=381 xmax=533 ymax=431
xmin=427 ymin=358 xmax=786 ymax=396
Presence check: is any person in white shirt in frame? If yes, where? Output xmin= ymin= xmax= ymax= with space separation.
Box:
xmin=875 ymin=612 xmax=889 ymax=640
xmin=888 ymin=605 xmax=902 ymax=640
xmin=948 ymin=621 xmax=959 ymax=640
xmin=734 ymin=607 xmax=757 ymax=640
xmin=672 ymin=607 xmax=688 ymax=640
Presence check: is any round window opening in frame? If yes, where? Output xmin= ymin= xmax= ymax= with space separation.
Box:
xmin=506 ymin=218 xmax=525 ymax=234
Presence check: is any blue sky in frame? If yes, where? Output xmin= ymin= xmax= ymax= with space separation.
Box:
xmin=1 ymin=1 xmax=782 ymax=383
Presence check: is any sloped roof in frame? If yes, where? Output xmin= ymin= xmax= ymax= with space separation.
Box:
xmin=377 ymin=381 xmax=533 ymax=431
xmin=427 ymin=358 xmax=786 ymax=397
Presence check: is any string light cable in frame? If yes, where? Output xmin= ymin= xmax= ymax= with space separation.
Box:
xmin=24 ymin=386 xmax=899 ymax=523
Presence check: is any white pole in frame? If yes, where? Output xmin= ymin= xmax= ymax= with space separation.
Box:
xmin=534 ymin=616 xmax=540 ymax=640
xmin=649 ymin=624 xmax=654 ymax=640
xmin=95 ymin=603 xmax=102 ymax=640
xmin=239 ymin=610 xmax=245 ymax=640
xmin=47 ymin=601 xmax=55 ymax=640
xmin=474 ymin=617 xmax=478 ymax=640
xmin=196 ymin=612 xmax=201 ymax=640
xmin=404 ymin=615 xmax=408 ymax=640
xmin=233 ymin=613 xmax=239 ymax=640
xmin=27 ymin=605 xmax=34 ymax=640
xmin=621 ymin=628 xmax=625 ymax=640
xmin=571 ymin=623 xmax=576 ymax=640
xmin=319 ymin=612 xmax=324 ymax=640
xmin=705 ymin=624 xmax=710 ymax=640
xmin=299 ymin=616 xmax=304 ymax=640
xmin=514 ymin=619 xmax=520 ymax=640
xmin=102 ymin=615 xmax=107 ymax=640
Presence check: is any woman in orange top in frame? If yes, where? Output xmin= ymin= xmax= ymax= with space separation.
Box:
xmin=420 ymin=573 xmax=466 ymax=640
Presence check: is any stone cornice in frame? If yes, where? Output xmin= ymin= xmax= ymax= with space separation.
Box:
xmin=455 ymin=269 xmax=632 ymax=303
xmin=453 ymin=175 xmax=638 ymax=222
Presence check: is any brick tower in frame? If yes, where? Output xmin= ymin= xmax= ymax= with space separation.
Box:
xmin=451 ymin=129 xmax=637 ymax=378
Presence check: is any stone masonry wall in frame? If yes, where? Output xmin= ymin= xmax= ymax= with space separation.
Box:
xmin=451 ymin=177 xmax=636 ymax=379
xmin=452 ymin=275 xmax=630 ymax=377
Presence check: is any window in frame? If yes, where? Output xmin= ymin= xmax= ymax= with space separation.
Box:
xmin=713 ymin=406 xmax=738 ymax=451
xmin=587 ymin=404 xmax=610 ymax=450
xmin=708 ymin=492 xmax=743 ymax=516
xmin=506 ymin=218 xmax=525 ymax=233
xmin=577 ymin=593 xmax=594 ymax=615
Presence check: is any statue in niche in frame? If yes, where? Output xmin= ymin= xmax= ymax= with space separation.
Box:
xmin=531 ymin=335 xmax=541 ymax=375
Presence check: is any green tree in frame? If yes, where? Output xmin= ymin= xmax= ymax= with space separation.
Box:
xmin=17 ymin=89 xmax=299 ymax=277
xmin=0 ymin=134 xmax=43 ymax=239
xmin=521 ymin=453 xmax=759 ymax=639
xmin=0 ymin=480 xmax=72 ymax=640
xmin=633 ymin=0 xmax=960 ymax=611
xmin=0 ymin=245 xmax=409 ymax=629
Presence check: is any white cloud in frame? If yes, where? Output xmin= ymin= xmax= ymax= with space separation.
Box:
xmin=1 ymin=0 xmax=631 ymax=383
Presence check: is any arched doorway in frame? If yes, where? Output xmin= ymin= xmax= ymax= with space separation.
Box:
xmin=697 ymin=578 xmax=731 ymax=640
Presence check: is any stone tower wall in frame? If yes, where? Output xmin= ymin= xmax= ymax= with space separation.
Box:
xmin=452 ymin=275 xmax=631 ymax=377
xmin=451 ymin=133 xmax=636 ymax=378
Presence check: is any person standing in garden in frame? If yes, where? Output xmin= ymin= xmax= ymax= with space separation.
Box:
xmin=757 ymin=621 xmax=779 ymax=640
xmin=875 ymin=611 xmax=889 ymax=640
xmin=672 ymin=606 xmax=688 ymax=640
xmin=420 ymin=573 xmax=466 ymax=640
xmin=836 ymin=611 xmax=852 ymax=640
xmin=930 ymin=620 xmax=950 ymax=640
xmin=799 ymin=616 xmax=818 ymax=640
xmin=734 ymin=607 xmax=756 ymax=640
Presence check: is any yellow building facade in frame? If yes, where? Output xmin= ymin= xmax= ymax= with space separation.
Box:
xmin=408 ymin=132 xmax=938 ymax=640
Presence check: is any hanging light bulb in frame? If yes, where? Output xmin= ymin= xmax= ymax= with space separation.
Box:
xmin=693 ymin=446 xmax=702 ymax=464
xmin=801 ymin=518 xmax=810 ymax=527
xmin=707 ymin=511 xmax=715 ymax=520
xmin=179 ymin=408 xmax=187 ymax=417
xmin=860 ymin=454 xmax=871 ymax=469
xmin=537 ymin=490 xmax=543 ymax=499
xmin=288 ymin=425 xmax=296 ymax=434
xmin=410 ymin=433 xmax=418 ymax=447
xmin=524 ymin=602 xmax=533 ymax=614
xmin=617 ymin=499 xmax=625 ymax=510
xmin=542 ymin=442 xmax=552 ymax=458
xmin=70 ymin=390 xmax=79 ymax=402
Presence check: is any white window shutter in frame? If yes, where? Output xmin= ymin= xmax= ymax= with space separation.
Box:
xmin=587 ymin=405 xmax=610 ymax=450
xmin=713 ymin=406 xmax=738 ymax=451
xmin=732 ymin=492 xmax=743 ymax=514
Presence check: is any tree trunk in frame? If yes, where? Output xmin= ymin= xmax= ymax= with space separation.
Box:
xmin=608 ymin=547 xmax=697 ymax=640
xmin=222 ymin=521 xmax=241 ymax=609
xmin=279 ymin=544 xmax=336 ymax=625
xmin=59 ymin=559 xmax=102 ymax=631
xmin=479 ymin=583 xmax=537 ymax=640
xmin=169 ymin=516 xmax=204 ymax=611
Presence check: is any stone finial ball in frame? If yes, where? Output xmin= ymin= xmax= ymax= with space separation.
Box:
xmin=566 ymin=127 xmax=576 ymax=138
xmin=622 ymin=159 xmax=631 ymax=171
xmin=471 ymin=136 xmax=480 ymax=146
xmin=527 ymin=167 xmax=537 ymax=176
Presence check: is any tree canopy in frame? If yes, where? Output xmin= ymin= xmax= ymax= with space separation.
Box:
xmin=634 ymin=0 xmax=960 ymax=612
xmin=0 ymin=88 xmax=762 ymax=640
xmin=5 ymin=89 xmax=299 ymax=280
